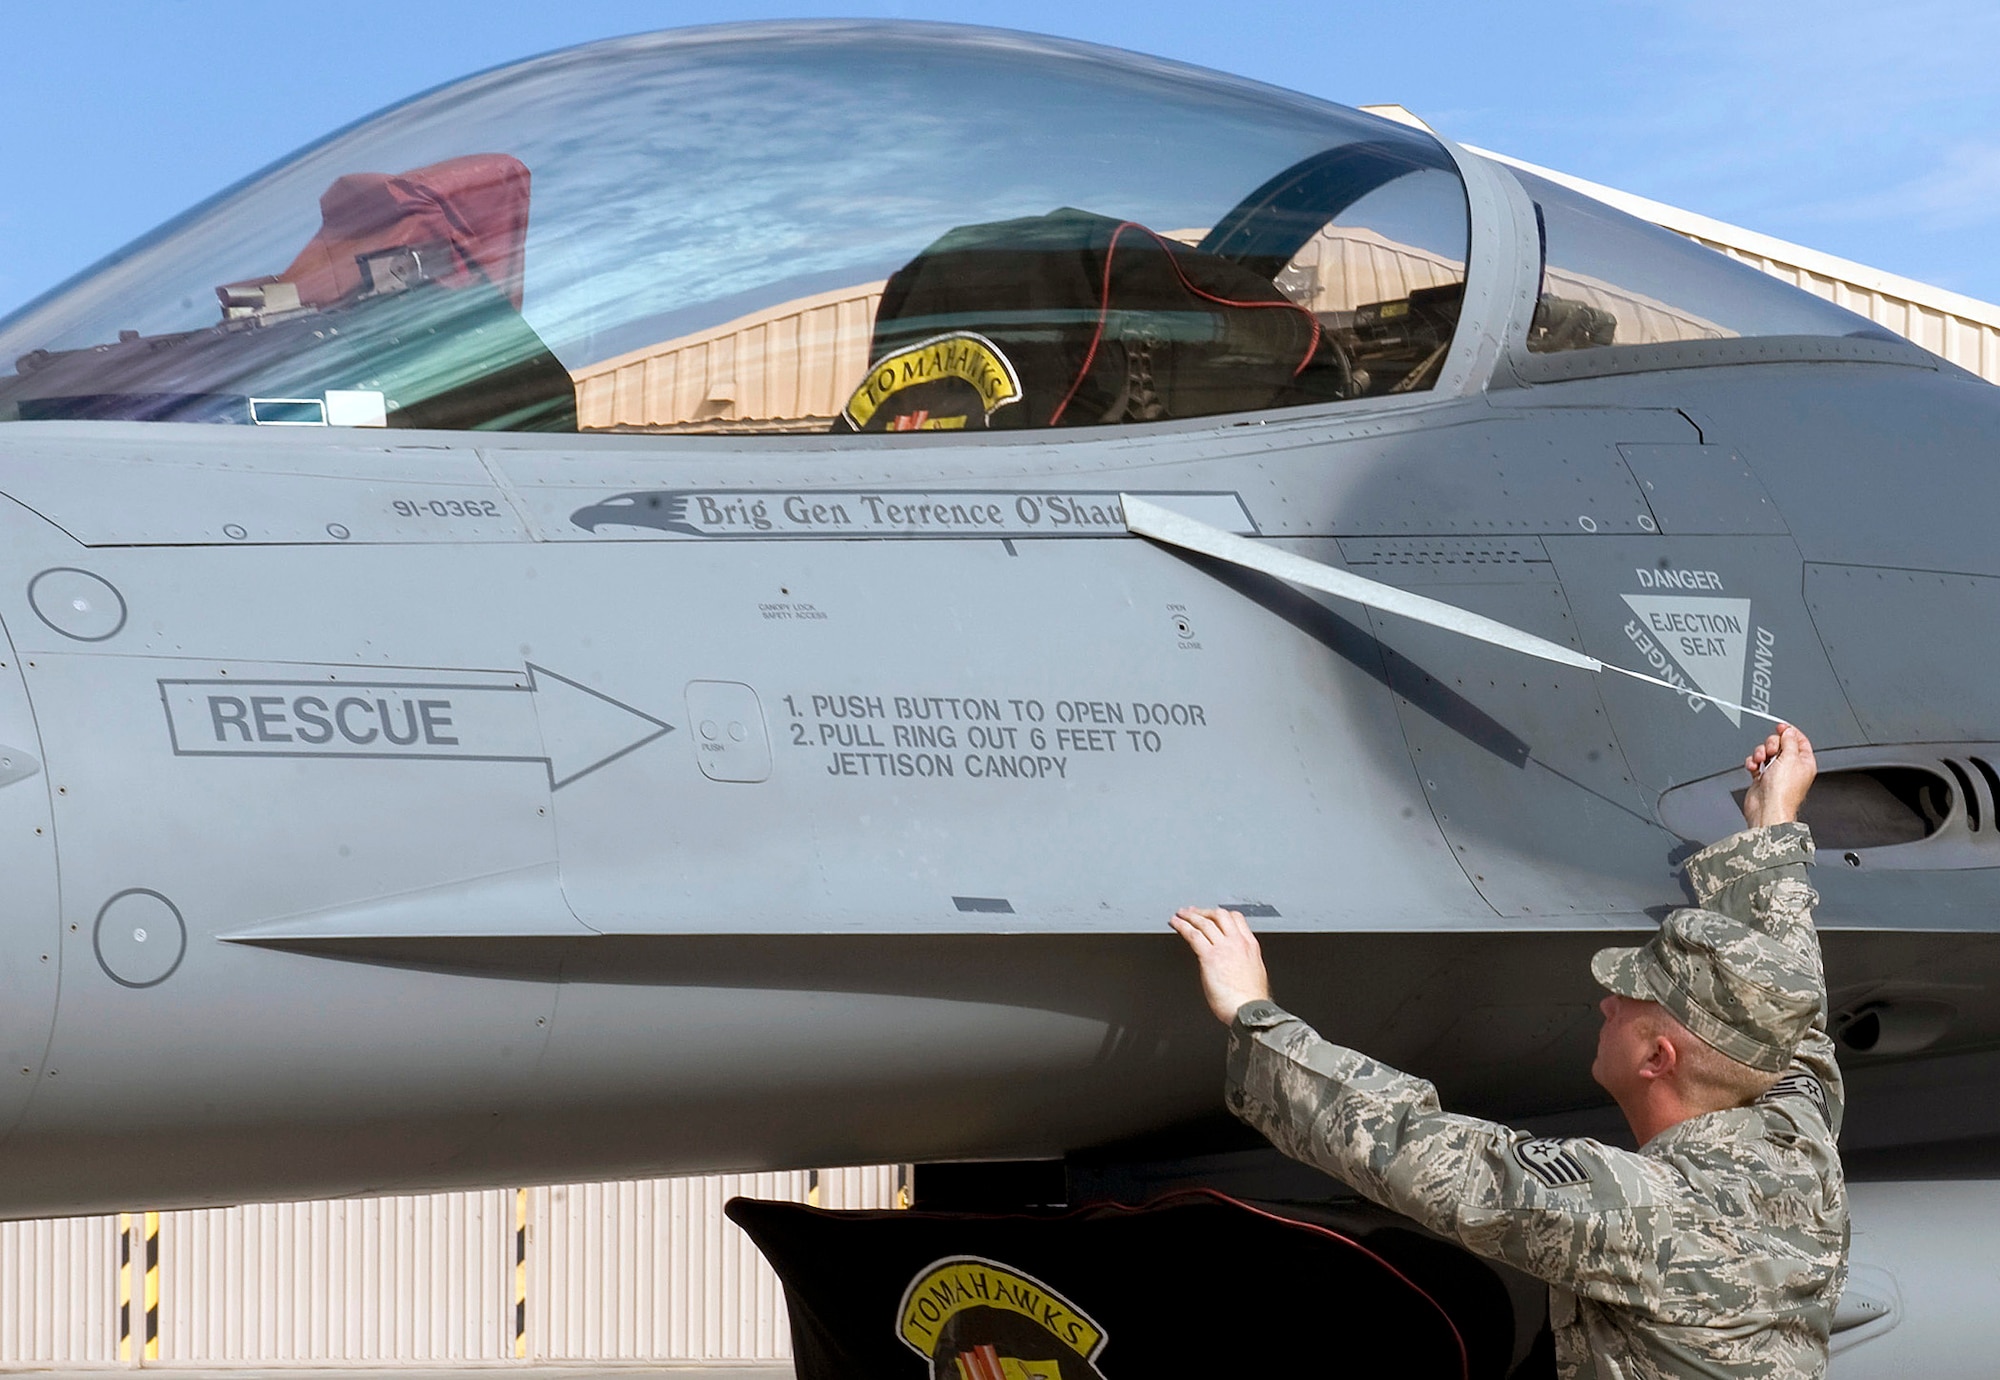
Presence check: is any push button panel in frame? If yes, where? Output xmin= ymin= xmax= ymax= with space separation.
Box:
xmin=684 ymin=681 xmax=771 ymax=783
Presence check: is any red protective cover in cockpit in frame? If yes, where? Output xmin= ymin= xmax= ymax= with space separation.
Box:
xmin=279 ymin=154 xmax=531 ymax=310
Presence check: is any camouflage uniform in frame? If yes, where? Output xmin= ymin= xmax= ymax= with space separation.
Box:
xmin=1226 ymin=823 xmax=1846 ymax=1379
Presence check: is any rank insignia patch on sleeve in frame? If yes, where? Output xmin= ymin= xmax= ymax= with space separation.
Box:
xmin=1513 ymin=1138 xmax=1592 ymax=1188
xmin=1757 ymin=1072 xmax=1830 ymax=1122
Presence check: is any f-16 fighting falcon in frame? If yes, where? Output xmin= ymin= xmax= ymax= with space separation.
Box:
xmin=0 ymin=17 xmax=1995 ymax=1372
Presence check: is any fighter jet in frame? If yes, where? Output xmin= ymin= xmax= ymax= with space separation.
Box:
xmin=0 ymin=19 xmax=1993 ymax=1368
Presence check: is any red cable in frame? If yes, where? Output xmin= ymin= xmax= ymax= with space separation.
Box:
xmin=786 ymin=1184 xmax=1471 ymax=1380
xmin=1080 ymin=1188 xmax=1472 ymax=1380
xmin=1047 ymin=222 xmax=1324 ymax=426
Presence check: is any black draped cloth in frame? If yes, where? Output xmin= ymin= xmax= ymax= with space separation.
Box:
xmin=728 ymin=1188 xmax=1540 ymax=1380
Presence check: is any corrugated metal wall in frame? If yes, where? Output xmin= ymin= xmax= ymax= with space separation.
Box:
xmin=1693 ymin=235 xmax=2000 ymax=384
xmin=533 ymin=1173 xmax=800 ymax=1361
xmin=0 ymin=1167 xmax=904 ymax=1367
xmin=572 ymin=280 xmax=886 ymax=433
xmin=1285 ymin=224 xmax=1462 ymax=313
xmin=1437 ymin=129 xmax=2000 ymax=386
xmin=156 ymin=1193 xmax=512 ymax=1363
xmin=0 ymin=1215 xmax=121 ymax=1364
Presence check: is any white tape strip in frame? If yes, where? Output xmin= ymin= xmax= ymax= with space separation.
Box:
xmin=1121 ymin=495 xmax=1604 ymax=672
xmin=1598 ymin=663 xmax=1786 ymax=726
xmin=1120 ymin=494 xmax=1787 ymax=728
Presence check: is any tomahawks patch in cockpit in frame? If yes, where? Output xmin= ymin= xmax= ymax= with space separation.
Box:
xmin=841 ymin=332 xmax=1025 ymax=432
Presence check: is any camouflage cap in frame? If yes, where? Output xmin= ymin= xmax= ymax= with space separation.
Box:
xmin=1590 ymin=909 xmax=1819 ymax=1073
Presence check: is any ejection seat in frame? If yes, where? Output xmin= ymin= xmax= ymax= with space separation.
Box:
xmin=834 ymin=207 xmax=1354 ymax=433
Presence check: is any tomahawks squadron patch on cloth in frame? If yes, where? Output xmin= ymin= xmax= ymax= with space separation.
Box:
xmin=842 ymin=331 xmax=1024 ymax=432
xmin=897 ymin=1256 xmax=1108 ymax=1380
xmin=1512 ymin=1137 xmax=1592 ymax=1187
xmin=726 ymin=1191 xmax=1488 ymax=1380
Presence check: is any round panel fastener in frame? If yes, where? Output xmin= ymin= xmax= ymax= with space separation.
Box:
xmin=93 ymin=889 xmax=188 ymax=989
xmin=28 ymin=568 xmax=128 ymax=642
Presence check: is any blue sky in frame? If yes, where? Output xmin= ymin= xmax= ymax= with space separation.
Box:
xmin=3 ymin=0 xmax=1996 ymax=321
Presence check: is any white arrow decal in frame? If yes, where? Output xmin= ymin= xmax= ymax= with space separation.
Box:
xmin=159 ymin=665 xmax=674 ymax=789
xmin=524 ymin=664 xmax=677 ymax=787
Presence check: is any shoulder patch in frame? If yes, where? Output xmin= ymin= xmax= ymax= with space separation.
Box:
xmin=1757 ymin=1072 xmax=1830 ymax=1122
xmin=1513 ymin=1137 xmax=1592 ymax=1188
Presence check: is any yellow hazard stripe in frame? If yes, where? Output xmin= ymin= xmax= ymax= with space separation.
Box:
xmin=513 ymin=1189 xmax=527 ymax=1359
xmin=117 ymin=1214 xmax=131 ymax=1362
xmin=143 ymin=1211 xmax=160 ymax=1360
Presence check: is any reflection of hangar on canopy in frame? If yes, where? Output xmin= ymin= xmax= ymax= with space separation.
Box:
xmin=0 ymin=21 xmax=1887 ymax=435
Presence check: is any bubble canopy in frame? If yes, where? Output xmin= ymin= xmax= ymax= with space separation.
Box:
xmin=0 ymin=23 xmax=1882 ymax=435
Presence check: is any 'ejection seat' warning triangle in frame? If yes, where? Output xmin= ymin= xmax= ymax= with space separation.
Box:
xmin=1619 ymin=595 xmax=1752 ymax=726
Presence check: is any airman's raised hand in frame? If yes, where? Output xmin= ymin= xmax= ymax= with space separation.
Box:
xmin=1170 ymin=906 xmax=1272 ymax=1027
xmin=1741 ymin=723 xmax=1817 ymax=829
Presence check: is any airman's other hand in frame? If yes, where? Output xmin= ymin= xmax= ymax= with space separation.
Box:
xmin=1741 ymin=723 xmax=1816 ymax=828
xmin=1171 ymin=906 xmax=1272 ymax=1027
